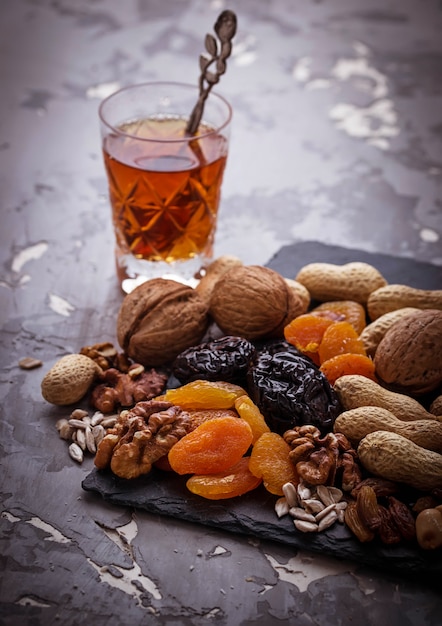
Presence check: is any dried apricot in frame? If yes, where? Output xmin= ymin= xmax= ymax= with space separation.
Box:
xmin=186 ymin=457 xmax=262 ymax=500
xmin=311 ymin=301 xmax=367 ymax=334
xmin=284 ymin=314 xmax=335 ymax=364
xmin=249 ymin=432 xmax=298 ymax=496
xmin=168 ymin=416 xmax=253 ymax=475
xmin=187 ymin=408 xmax=239 ymax=430
xmin=159 ymin=380 xmax=246 ymax=410
xmin=320 ymin=353 xmax=376 ymax=386
xmin=318 ymin=321 xmax=367 ymax=364
xmin=234 ymin=395 xmax=270 ymax=444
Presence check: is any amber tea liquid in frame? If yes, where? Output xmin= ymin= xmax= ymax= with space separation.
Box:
xmin=103 ymin=116 xmax=228 ymax=284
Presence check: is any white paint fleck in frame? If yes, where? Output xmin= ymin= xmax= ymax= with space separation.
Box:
xmin=326 ymin=48 xmax=401 ymax=150
xmin=88 ymin=558 xmax=162 ymax=603
xmin=11 ymin=242 xmax=48 ymax=273
xmin=331 ymin=57 xmax=388 ymax=100
xmin=16 ymin=597 xmax=51 ymax=607
xmin=117 ymin=518 xmax=139 ymax=544
xmin=329 ymin=98 xmax=399 ymax=147
xmin=48 ymin=293 xmax=75 ymax=317
xmin=89 ymin=517 xmax=161 ymax=604
xmin=232 ymin=35 xmax=257 ymax=67
xmin=1 ymin=510 xmax=21 ymax=523
xmin=234 ymin=51 xmax=257 ymax=67
xmin=367 ymin=137 xmax=390 ymax=150
xmin=305 ymin=79 xmax=331 ymax=90
xmin=264 ymin=552 xmax=353 ymax=593
xmin=292 ymin=57 xmax=312 ymax=83
xmin=420 ymin=228 xmax=439 ymax=243
xmin=204 ymin=608 xmax=223 ymax=618
xmin=353 ymin=41 xmax=371 ymax=57
xmin=19 ymin=274 xmax=31 ymax=286
xmin=211 ymin=545 xmax=228 ymax=556
xmin=26 ymin=516 xmax=71 ymax=544
xmin=86 ymin=81 xmax=121 ymax=100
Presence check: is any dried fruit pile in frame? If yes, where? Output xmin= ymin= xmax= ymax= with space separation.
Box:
xmin=39 ymin=257 xmax=442 ymax=552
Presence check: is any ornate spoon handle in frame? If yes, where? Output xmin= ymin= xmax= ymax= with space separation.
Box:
xmin=186 ymin=10 xmax=237 ymax=136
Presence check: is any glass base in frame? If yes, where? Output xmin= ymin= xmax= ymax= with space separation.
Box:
xmin=116 ymin=251 xmax=210 ymax=293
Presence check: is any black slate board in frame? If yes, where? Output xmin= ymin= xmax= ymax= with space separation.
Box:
xmin=266 ymin=240 xmax=441 ymax=289
xmin=82 ymin=467 xmax=442 ymax=577
xmin=82 ymin=242 xmax=442 ymax=578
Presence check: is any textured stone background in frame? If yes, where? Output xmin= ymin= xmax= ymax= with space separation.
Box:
xmin=1 ymin=1 xmax=441 ymax=624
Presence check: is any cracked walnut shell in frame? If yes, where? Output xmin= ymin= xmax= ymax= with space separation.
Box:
xmin=209 ymin=265 xmax=305 ymax=340
xmin=117 ymin=278 xmax=210 ymax=367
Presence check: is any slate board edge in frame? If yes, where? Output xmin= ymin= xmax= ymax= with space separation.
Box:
xmin=82 ymin=469 xmax=441 ymax=579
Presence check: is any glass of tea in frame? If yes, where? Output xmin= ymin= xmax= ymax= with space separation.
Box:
xmin=99 ymin=81 xmax=232 ymax=293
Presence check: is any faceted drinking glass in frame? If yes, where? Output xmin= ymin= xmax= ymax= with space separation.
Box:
xmin=99 ymin=81 xmax=232 ymax=293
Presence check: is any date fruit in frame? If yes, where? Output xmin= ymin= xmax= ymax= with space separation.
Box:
xmin=172 ymin=336 xmax=255 ymax=385
xmin=246 ymin=340 xmax=342 ymax=434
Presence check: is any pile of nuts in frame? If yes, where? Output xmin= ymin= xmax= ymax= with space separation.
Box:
xmin=55 ymin=408 xmax=117 ymax=464
xmin=275 ymin=481 xmax=347 ymax=533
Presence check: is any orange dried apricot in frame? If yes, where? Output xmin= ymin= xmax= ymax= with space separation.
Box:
xmin=284 ymin=314 xmax=335 ymax=364
xmin=318 ymin=321 xmax=367 ymax=364
xmin=168 ymin=416 xmax=253 ymax=475
xmin=311 ymin=300 xmax=367 ymax=334
xmin=186 ymin=457 xmax=262 ymax=500
xmin=187 ymin=408 xmax=239 ymax=430
xmin=320 ymin=353 xmax=376 ymax=386
xmin=249 ymin=432 xmax=298 ymax=496
xmin=234 ymin=395 xmax=270 ymax=444
xmin=159 ymin=380 xmax=246 ymax=410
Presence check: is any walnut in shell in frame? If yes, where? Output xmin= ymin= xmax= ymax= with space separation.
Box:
xmin=374 ymin=309 xmax=442 ymax=395
xmin=209 ymin=265 xmax=305 ymax=340
xmin=117 ymin=278 xmax=210 ymax=367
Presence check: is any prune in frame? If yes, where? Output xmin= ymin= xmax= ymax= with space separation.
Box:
xmin=172 ymin=336 xmax=256 ymax=385
xmin=246 ymin=340 xmax=341 ymax=435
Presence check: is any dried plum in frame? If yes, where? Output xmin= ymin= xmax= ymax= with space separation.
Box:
xmin=172 ymin=336 xmax=256 ymax=384
xmin=246 ymin=339 xmax=341 ymax=434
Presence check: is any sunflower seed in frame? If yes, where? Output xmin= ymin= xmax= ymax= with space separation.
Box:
xmin=297 ymin=483 xmax=311 ymax=501
xmin=302 ymin=499 xmax=325 ymax=515
xmin=68 ymin=419 xmax=89 ymax=429
xmin=316 ymin=485 xmax=343 ymax=506
xmin=294 ymin=519 xmax=318 ymax=533
xmin=101 ymin=416 xmax=118 ymax=429
xmin=85 ymin=426 xmax=96 ymax=454
xmin=318 ymin=510 xmax=338 ymax=531
xmin=55 ymin=418 xmax=74 ymax=441
xmin=92 ymin=424 xmax=106 ymax=446
xmin=76 ymin=428 xmax=86 ymax=450
xmin=289 ymin=507 xmax=316 ymax=523
xmin=282 ymin=482 xmax=298 ymax=508
xmin=315 ymin=503 xmax=337 ymax=522
xmin=68 ymin=442 xmax=84 ymax=463
xmin=70 ymin=408 xmax=89 ymax=420
xmin=275 ymin=497 xmax=290 ymax=518
xmin=90 ymin=411 xmax=105 ymax=426
xmin=128 ymin=364 xmax=144 ymax=378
